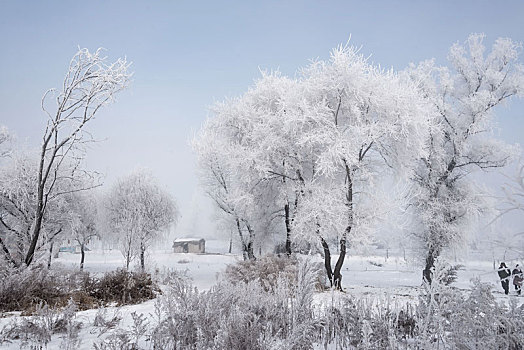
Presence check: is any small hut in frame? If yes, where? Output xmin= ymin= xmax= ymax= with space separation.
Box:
xmin=173 ymin=238 xmax=205 ymax=253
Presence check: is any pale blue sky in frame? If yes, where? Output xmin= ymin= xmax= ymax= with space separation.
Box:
xmin=1 ymin=1 xmax=524 ymax=236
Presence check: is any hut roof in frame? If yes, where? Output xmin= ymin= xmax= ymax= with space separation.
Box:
xmin=173 ymin=238 xmax=205 ymax=243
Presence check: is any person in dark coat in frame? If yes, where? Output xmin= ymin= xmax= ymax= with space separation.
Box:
xmin=498 ymin=262 xmax=511 ymax=295
xmin=512 ymin=264 xmax=523 ymax=295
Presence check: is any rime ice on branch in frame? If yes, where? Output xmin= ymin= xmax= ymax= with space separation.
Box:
xmin=195 ymin=43 xmax=430 ymax=288
xmin=24 ymin=48 xmax=131 ymax=266
xmin=406 ymin=34 xmax=524 ymax=283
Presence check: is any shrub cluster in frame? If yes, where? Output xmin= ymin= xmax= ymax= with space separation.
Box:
xmin=0 ymin=266 xmax=157 ymax=313
xmin=147 ymin=259 xmax=524 ymax=349
xmin=139 ymin=256 xmax=427 ymax=349
xmin=1 ymin=299 xmax=82 ymax=349
xmin=224 ymin=254 xmax=325 ymax=292
xmin=144 ymin=260 xmax=524 ymax=349
xmin=415 ymin=261 xmax=524 ymax=349
xmin=90 ymin=269 xmax=157 ymax=305
xmin=3 ymin=259 xmax=524 ymax=349
xmin=148 ymin=257 xmax=322 ymax=349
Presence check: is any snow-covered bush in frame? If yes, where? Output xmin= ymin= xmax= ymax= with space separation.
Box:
xmin=151 ymin=261 xmax=524 ymax=349
xmin=0 ymin=266 xmax=157 ymax=313
xmin=416 ymin=260 xmax=468 ymax=347
xmin=4 ymin=257 xmax=524 ymax=349
xmin=4 ymin=259 xmax=524 ymax=349
xmin=157 ymin=266 xmax=192 ymax=287
xmin=283 ymin=258 xmax=321 ymax=349
xmin=0 ymin=299 xmax=82 ymax=349
xmin=93 ymin=310 xmax=150 ymax=350
xmin=415 ymin=261 xmax=524 ymax=349
xmin=0 ymin=265 xmax=93 ymax=313
xmin=225 ymin=254 xmax=299 ymax=292
xmin=446 ymin=279 xmax=524 ymax=349
xmin=316 ymin=293 xmax=418 ymax=349
xmin=224 ymin=254 xmax=324 ymax=292
xmin=151 ymin=279 xmax=281 ymax=348
xmin=91 ymin=268 xmax=158 ymax=305
xmin=149 ymin=257 xmax=321 ymax=349
xmin=92 ymin=307 xmax=122 ymax=336
xmin=93 ymin=332 xmax=135 ymax=350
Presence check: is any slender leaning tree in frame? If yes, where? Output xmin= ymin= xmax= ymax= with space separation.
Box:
xmin=25 ymin=48 xmax=131 ymax=266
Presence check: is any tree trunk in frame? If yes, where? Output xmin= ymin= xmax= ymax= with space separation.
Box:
xmin=25 ymin=206 xmax=44 ymax=266
xmin=0 ymin=233 xmax=17 ymax=267
xmin=246 ymin=224 xmax=256 ymax=260
xmin=25 ymin=145 xmax=48 ymax=266
xmin=241 ymin=242 xmax=256 ymax=260
xmin=126 ymin=250 xmax=131 ymax=270
xmin=237 ymin=218 xmax=256 ymax=260
xmin=80 ymin=243 xmax=85 ymax=270
xmin=330 ymin=161 xmax=353 ymax=291
xmin=284 ymin=203 xmax=292 ymax=256
xmin=236 ymin=218 xmax=249 ymax=261
xmin=423 ymin=247 xmax=439 ymax=284
xmin=47 ymin=241 xmax=54 ymax=269
xmin=333 ymin=228 xmax=349 ymax=290
xmin=320 ymin=236 xmax=333 ymax=286
xmin=246 ymin=242 xmax=255 ymax=260
xmin=140 ymin=242 xmax=145 ymax=271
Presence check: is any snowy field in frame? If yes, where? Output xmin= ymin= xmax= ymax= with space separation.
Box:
xmin=1 ymin=245 xmax=523 ymax=349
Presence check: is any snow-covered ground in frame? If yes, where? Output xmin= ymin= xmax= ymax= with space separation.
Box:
xmin=1 ymin=247 xmax=522 ymax=349
xmin=54 ymin=247 xmax=241 ymax=290
xmin=51 ymin=246 xmax=514 ymax=293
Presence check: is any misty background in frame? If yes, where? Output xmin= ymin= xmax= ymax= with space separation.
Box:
xmin=1 ymin=0 xmax=523 ymax=247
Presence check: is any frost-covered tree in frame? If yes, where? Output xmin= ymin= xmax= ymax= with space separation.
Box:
xmin=406 ymin=34 xmax=524 ymax=283
xmin=24 ymin=48 xmax=131 ymax=266
xmin=0 ymin=126 xmax=11 ymax=159
xmin=196 ymin=44 xmax=429 ymax=286
xmin=194 ymin=80 xmax=290 ymax=260
xmin=63 ymin=191 xmax=99 ymax=269
xmin=0 ymin=154 xmax=39 ymax=267
xmin=103 ymin=170 xmax=177 ymax=270
xmin=288 ymin=45 xmax=429 ymax=289
xmin=194 ymin=129 xmax=267 ymax=260
xmin=498 ymin=161 xmax=524 ymax=220
xmin=487 ymin=161 xmax=524 ymax=258
xmin=195 ymin=72 xmax=326 ymax=260
xmin=237 ymin=74 xmax=315 ymax=257
xmin=0 ymin=152 xmax=92 ymax=267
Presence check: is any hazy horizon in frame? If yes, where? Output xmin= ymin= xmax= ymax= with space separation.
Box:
xmin=1 ymin=1 xmax=524 ymax=241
